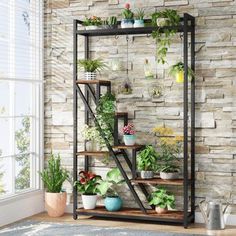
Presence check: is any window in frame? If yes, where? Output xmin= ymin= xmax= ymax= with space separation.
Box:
xmin=0 ymin=0 xmax=42 ymax=198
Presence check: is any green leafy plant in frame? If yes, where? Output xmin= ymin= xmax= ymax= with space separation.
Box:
xmin=96 ymin=92 xmax=116 ymax=149
xmin=122 ymin=3 xmax=134 ymax=19
xmin=135 ymin=8 xmax=145 ymax=20
xmin=108 ymin=16 xmax=117 ymax=26
xmin=153 ymin=126 xmax=183 ymax=173
xmin=149 ymin=187 xmax=175 ymax=209
xmin=97 ymin=168 xmax=124 ymax=197
xmin=83 ymin=16 xmax=102 ymax=26
xmin=78 ymin=59 xmax=107 ymax=72
xmin=40 ymin=153 xmax=69 ymax=193
xmin=169 ymin=62 xmax=195 ymax=80
xmin=137 ymin=145 xmax=158 ymax=171
xmin=151 ymin=9 xmax=180 ymax=64
xmin=74 ymin=171 xmax=101 ymax=195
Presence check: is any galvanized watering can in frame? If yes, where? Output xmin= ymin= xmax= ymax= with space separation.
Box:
xmin=199 ymin=200 xmax=230 ymax=230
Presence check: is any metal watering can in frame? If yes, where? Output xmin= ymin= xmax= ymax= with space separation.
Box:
xmin=199 ymin=200 xmax=230 ymax=230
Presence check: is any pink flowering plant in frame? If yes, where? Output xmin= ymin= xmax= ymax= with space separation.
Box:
xmin=122 ymin=3 xmax=134 ymax=19
xmin=122 ymin=123 xmax=135 ymax=135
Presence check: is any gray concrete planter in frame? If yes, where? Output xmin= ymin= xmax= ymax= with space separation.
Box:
xmin=140 ymin=170 xmax=154 ymax=179
xmin=160 ymin=171 xmax=179 ymax=180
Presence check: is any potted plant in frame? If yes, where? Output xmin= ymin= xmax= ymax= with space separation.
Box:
xmin=137 ymin=145 xmax=158 ymax=179
xmin=96 ymin=92 xmax=116 ymax=151
xmin=97 ymin=168 xmax=124 ymax=211
xmin=39 ymin=153 xmax=69 ymax=217
xmin=121 ymin=3 xmax=134 ymax=28
xmin=119 ymin=79 xmax=133 ymax=94
xmin=153 ymin=126 xmax=183 ymax=180
xmin=78 ymin=58 xmax=106 ymax=80
xmin=149 ymin=187 xmax=175 ymax=214
xmin=108 ymin=16 xmax=118 ymax=29
xmin=74 ymin=171 xmax=101 ymax=209
xmin=83 ymin=16 xmax=102 ymax=30
xmin=169 ymin=62 xmax=195 ymax=83
xmin=134 ymin=8 xmax=145 ymax=28
xmin=151 ymin=9 xmax=180 ymax=64
xmin=122 ymin=123 xmax=136 ymax=146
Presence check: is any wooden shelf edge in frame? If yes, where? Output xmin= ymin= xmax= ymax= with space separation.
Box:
xmin=113 ymin=144 xmax=144 ymax=150
xmin=76 ymin=151 xmax=109 ymax=157
xmin=131 ymin=177 xmax=184 ymax=186
xmin=76 ymin=79 xmax=111 ymax=85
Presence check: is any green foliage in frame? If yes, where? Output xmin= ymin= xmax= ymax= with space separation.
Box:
xmin=74 ymin=171 xmax=101 ymax=195
xmin=149 ymin=187 xmax=175 ymax=209
xmin=15 ymin=116 xmax=30 ymax=190
xmin=135 ymin=8 xmax=145 ymax=20
xmin=169 ymin=62 xmax=195 ymax=80
xmin=151 ymin=9 xmax=180 ymax=64
xmin=97 ymin=168 xmax=124 ymax=197
xmin=108 ymin=16 xmax=117 ymax=25
xmin=82 ymin=16 xmax=102 ymax=26
xmin=122 ymin=7 xmax=134 ymax=19
xmin=78 ymin=59 xmax=107 ymax=72
xmin=96 ymin=93 xmax=116 ymax=149
xmin=137 ymin=145 xmax=158 ymax=171
xmin=40 ymin=153 xmax=69 ymax=193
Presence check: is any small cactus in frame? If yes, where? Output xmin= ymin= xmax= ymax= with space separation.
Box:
xmin=108 ymin=16 xmax=117 ymax=25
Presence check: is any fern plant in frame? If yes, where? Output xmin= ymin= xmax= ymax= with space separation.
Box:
xmin=40 ymin=153 xmax=69 ymax=193
xmin=78 ymin=59 xmax=106 ymax=72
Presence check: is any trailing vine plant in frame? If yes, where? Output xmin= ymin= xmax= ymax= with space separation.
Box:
xmin=151 ymin=9 xmax=180 ymax=64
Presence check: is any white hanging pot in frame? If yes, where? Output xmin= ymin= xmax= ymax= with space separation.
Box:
xmin=85 ymin=72 xmax=96 ymax=80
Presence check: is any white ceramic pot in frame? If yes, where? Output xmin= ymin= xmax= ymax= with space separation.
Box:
xmin=121 ymin=19 xmax=133 ymax=28
xmin=155 ymin=206 xmax=168 ymax=214
xmin=85 ymin=25 xmax=99 ymax=30
xmin=133 ymin=20 xmax=144 ymax=28
xmin=160 ymin=171 xmax=179 ymax=180
xmin=123 ymin=135 xmax=136 ymax=146
xmin=81 ymin=194 xmax=97 ymax=209
xmin=140 ymin=170 xmax=154 ymax=179
xmin=45 ymin=192 xmax=67 ymax=217
xmin=85 ymin=72 xmax=96 ymax=80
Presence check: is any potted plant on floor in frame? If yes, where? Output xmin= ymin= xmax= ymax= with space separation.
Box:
xmin=134 ymin=8 xmax=145 ymax=28
xmin=121 ymin=3 xmax=134 ymax=28
xmin=74 ymin=171 xmax=101 ymax=209
xmin=169 ymin=62 xmax=195 ymax=83
xmin=137 ymin=145 xmax=158 ymax=179
xmin=151 ymin=9 xmax=180 ymax=64
xmin=149 ymin=187 xmax=175 ymax=214
xmin=122 ymin=123 xmax=136 ymax=146
xmin=83 ymin=16 xmax=102 ymax=30
xmin=40 ymin=153 xmax=69 ymax=217
xmin=78 ymin=58 xmax=106 ymax=80
xmin=153 ymin=126 xmax=183 ymax=180
xmin=97 ymin=168 xmax=124 ymax=211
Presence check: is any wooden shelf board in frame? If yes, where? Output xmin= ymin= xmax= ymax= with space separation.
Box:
xmin=76 ymin=206 xmax=184 ymax=222
xmin=76 ymin=151 xmax=109 ymax=157
xmin=131 ymin=177 xmax=184 ymax=186
xmin=113 ymin=144 xmax=144 ymax=150
xmin=115 ymin=112 xmax=128 ymax=116
xmin=76 ymin=79 xmax=111 ymax=85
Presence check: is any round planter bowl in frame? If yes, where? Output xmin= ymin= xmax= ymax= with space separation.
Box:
xmin=155 ymin=206 xmax=168 ymax=214
xmin=140 ymin=170 xmax=154 ymax=179
xmin=176 ymin=71 xmax=184 ymax=83
xmin=104 ymin=196 xmax=122 ymax=212
xmin=121 ymin=19 xmax=133 ymax=28
xmin=81 ymin=194 xmax=97 ymax=209
xmin=133 ymin=20 xmax=144 ymax=28
xmin=45 ymin=192 xmax=67 ymax=217
xmin=160 ymin=171 xmax=179 ymax=180
xmin=85 ymin=72 xmax=96 ymax=80
xmin=123 ymin=135 xmax=136 ymax=146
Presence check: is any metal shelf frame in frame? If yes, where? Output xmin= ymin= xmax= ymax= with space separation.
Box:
xmin=73 ymin=13 xmax=195 ymax=228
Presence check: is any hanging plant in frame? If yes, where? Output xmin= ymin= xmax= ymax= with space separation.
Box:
xmin=151 ymin=9 xmax=180 ymax=64
xmin=169 ymin=62 xmax=194 ymax=83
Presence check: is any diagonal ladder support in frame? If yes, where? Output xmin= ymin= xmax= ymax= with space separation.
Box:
xmin=76 ymin=84 xmax=147 ymax=214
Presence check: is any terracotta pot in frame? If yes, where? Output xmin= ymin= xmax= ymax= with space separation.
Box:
xmin=155 ymin=206 xmax=168 ymax=214
xmin=45 ymin=192 xmax=67 ymax=217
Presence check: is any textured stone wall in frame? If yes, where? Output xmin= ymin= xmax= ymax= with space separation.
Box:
xmin=44 ymin=0 xmax=236 ymax=213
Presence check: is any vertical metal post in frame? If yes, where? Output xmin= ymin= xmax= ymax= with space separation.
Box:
xmin=84 ymin=36 xmax=89 ymax=171
xmin=183 ymin=13 xmax=189 ymax=228
xmin=190 ymin=16 xmax=195 ymax=223
xmin=73 ymin=19 xmax=78 ymax=220
xmin=114 ymin=115 xmax=119 ymax=145
xmin=96 ymin=83 xmax=101 ymax=105
xmin=132 ymin=150 xmax=137 ymax=179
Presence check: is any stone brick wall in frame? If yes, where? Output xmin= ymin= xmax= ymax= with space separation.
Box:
xmin=44 ymin=0 xmax=236 ymax=213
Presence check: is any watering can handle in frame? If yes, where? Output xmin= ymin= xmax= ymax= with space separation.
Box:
xmin=199 ymin=200 xmax=208 ymax=224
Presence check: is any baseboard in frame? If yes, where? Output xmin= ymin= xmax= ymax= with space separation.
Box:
xmin=65 ymin=203 xmax=236 ymax=226
xmin=0 ymin=190 xmax=44 ymax=227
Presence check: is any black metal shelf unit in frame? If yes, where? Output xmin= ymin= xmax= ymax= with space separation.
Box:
xmin=73 ymin=13 xmax=195 ymax=228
